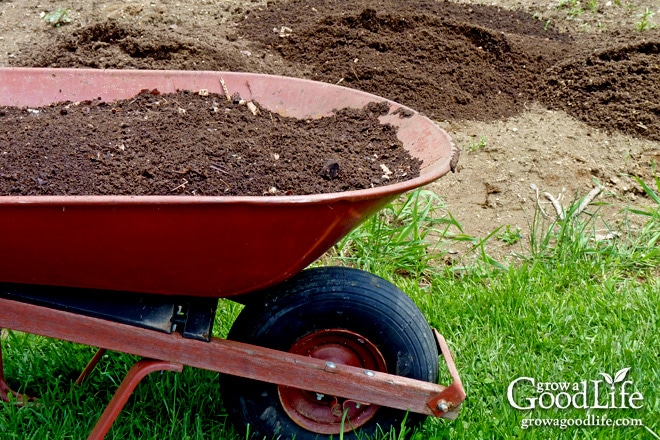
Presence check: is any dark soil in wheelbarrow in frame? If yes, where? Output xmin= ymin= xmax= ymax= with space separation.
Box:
xmin=0 ymin=90 xmax=420 ymax=196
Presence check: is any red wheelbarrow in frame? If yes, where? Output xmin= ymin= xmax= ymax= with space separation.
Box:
xmin=0 ymin=68 xmax=464 ymax=439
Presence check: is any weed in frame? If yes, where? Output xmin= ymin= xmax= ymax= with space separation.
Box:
xmin=635 ymin=8 xmax=657 ymax=31
xmin=558 ymin=0 xmax=584 ymax=18
xmin=497 ymin=224 xmax=522 ymax=245
xmin=41 ymin=7 xmax=72 ymax=27
xmin=466 ymin=135 xmax=487 ymax=153
xmin=586 ymin=0 xmax=599 ymax=12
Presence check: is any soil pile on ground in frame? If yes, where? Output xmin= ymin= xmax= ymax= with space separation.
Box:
xmin=538 ymin=37 xmax=660 ymax=141
xmin=6 ymin=0 xmax=660 ymax=141
xmin=0 ymin=91 xmax=419 ymax=196
xmin=12 ymin=22 xmax=250 ymax=72
xmin=238 ymin=0 xmax=573 ymax=122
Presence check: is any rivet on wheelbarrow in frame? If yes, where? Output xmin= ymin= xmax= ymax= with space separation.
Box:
xmin=437 ymin=400 xmax=449 ymax=413
xmin=324 ymin=361 xmax=338 ymax=372
xmin=364 ymin=370 xmax=375 ymax=377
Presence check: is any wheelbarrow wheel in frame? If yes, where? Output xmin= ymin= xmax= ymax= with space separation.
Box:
xmin=222 ymin=266 xmax=439 ymax=440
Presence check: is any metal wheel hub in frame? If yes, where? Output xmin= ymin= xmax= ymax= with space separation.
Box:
xmin=278 ymin=329 xmax=387 ymax=434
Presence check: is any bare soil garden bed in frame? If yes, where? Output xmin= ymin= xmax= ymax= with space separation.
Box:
xmin=0 ymin=91 xmax=418 ymax=196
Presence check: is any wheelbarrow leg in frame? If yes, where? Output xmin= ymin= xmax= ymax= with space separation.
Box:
xmin=0 ymin=328 xmax=35 ymax=405
xmin=0 ymin=335 xmax=11 ymax=402
xmin=75 ymin=348 xmax=108 ymax=386
xmin=86 ymin=358 xmax=183 ymax=440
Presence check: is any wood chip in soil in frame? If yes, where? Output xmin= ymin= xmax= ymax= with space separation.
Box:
xmin=0 ymin=90 xmax=421 ymax=196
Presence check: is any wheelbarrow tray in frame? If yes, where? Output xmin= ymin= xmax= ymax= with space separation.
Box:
xmin=0 ymin=68 xmax=457 ymax=297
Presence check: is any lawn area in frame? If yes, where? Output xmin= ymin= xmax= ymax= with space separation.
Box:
xmin=331 ymin=186 xmax=660 ymax=440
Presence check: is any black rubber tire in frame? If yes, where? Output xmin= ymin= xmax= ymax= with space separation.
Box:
xmin=222 ymin=266 xmax=439 ymax=440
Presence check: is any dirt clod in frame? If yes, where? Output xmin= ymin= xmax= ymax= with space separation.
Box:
xmin=319 ymin=159 xmax=341 ymax=180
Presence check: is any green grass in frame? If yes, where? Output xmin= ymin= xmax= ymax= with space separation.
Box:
xmin=2 ymin=180 xmax=659 ymax=439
